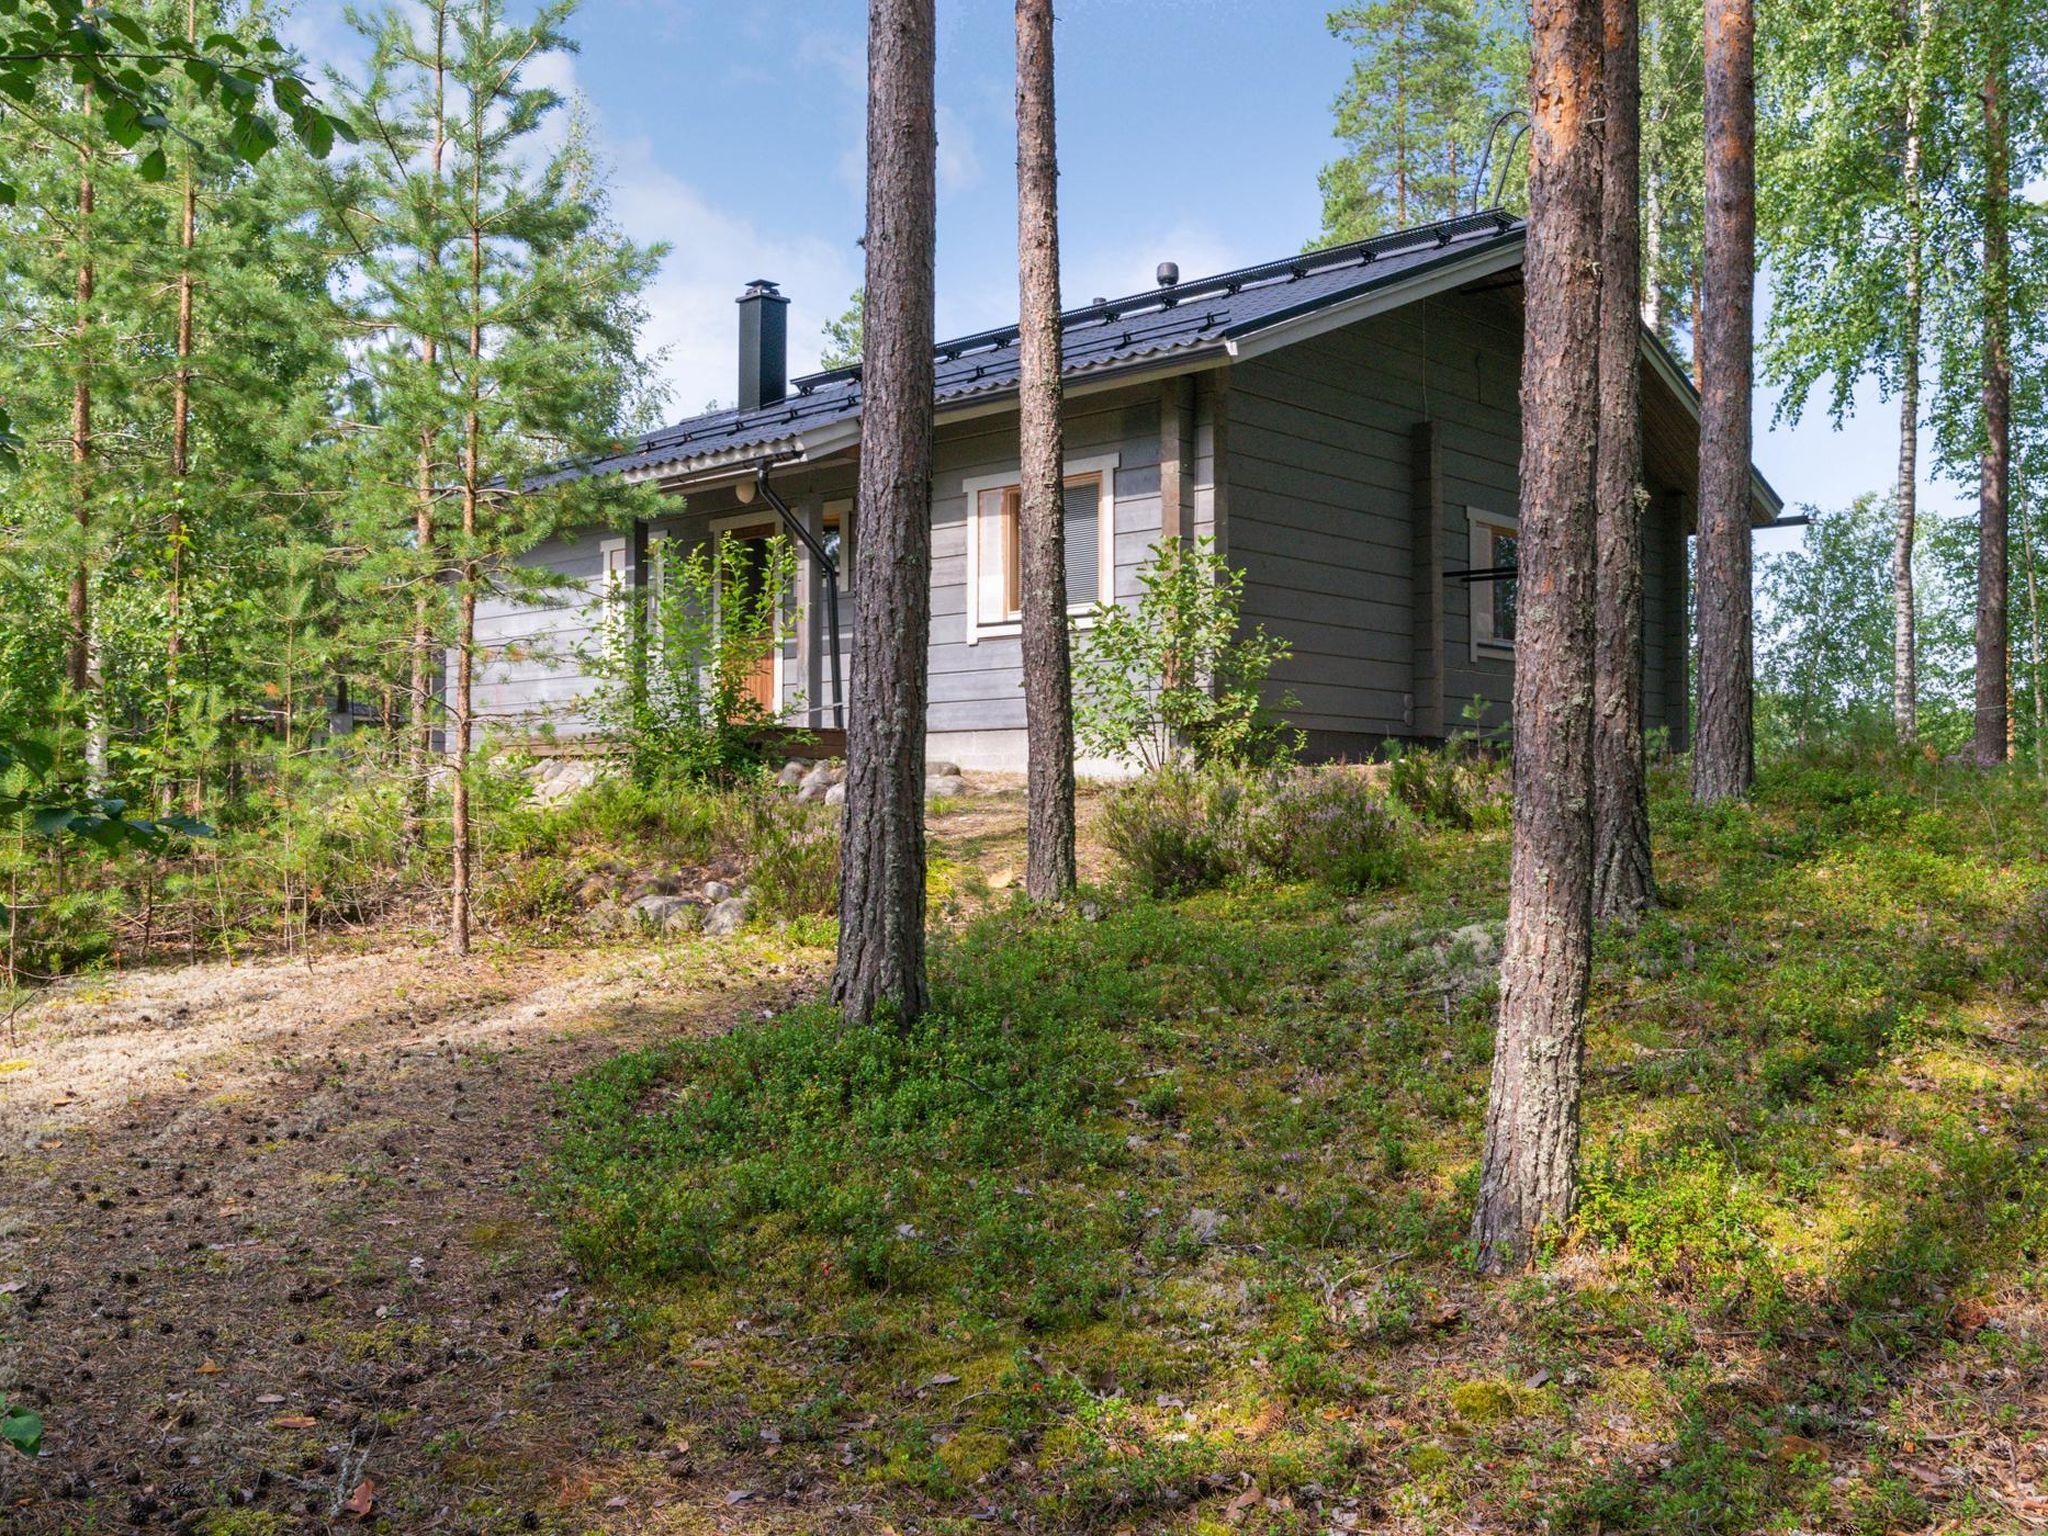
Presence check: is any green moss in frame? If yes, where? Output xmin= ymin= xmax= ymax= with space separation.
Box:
xmin=1449 ymin=1378 xmax=1520 ymax=1425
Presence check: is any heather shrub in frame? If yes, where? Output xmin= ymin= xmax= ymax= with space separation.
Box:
xmin=1243 ymin=767 xmax=1409 ymax=892
xmin=745 ymin=796 xmax=841 ymax=919
xmin=1100 ymin=763 xmax=1251 ymax=895
xmin=1105 ymin=764 xmax=1406 ymax=895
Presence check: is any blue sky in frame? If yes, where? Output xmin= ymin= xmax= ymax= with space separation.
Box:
xmin=289 ymin=0 xmax=1975 ymax=556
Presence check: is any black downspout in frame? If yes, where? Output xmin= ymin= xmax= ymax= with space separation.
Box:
xmin=753 ymin=464 xmax=844 ymax=732
xmin=630 ymin=517 xmax=650 ymax=714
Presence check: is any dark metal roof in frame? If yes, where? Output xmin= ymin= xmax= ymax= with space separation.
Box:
xmin=573 ymin=208 xmax=1525 ymax=485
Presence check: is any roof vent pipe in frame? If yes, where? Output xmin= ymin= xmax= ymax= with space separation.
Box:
xmin=1156 ymin=261 xmax=1179 ymax=287
xmin=737 ymin=279 xmax=789 ymax=412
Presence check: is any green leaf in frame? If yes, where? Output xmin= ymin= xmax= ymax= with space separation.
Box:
xmin=28 ymin=807 xmax=77 ymax=838
xmin=101 ymin=97 xmax=145 ymax=148
xmin=102 ymin=12 xmax=149 ymax=47
xmin=2 ymin=1404 xmax=41 ymax=1457
xmin=137 ymin=146 xmax=167 ymax=182
xmin=225 ymin=112 xmax=275 ymax=164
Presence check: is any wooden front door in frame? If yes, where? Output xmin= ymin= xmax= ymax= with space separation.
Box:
xmin=721 ymin=524 xmax=778 ymax=714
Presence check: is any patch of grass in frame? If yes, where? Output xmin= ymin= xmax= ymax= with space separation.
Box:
xmin=544 ymin=744 xmax=2048 ymax=1533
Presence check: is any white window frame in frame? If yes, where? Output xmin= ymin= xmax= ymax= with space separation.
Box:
xmin=822 ymin=497 xmax=855 ymax=598
xmin=598 ymin=536 xmax=629 ymax=596
xmin=961 ymin=450 xmax=1118 ymax=645
xmin=1467 ymin=506 xmax=1518 ymax=661
xmin=709 ymin=511 xmax=787 ymax=710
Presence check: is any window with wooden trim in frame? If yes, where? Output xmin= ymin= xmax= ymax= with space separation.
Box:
xmin=963 ymin=453 xmax=1116 ymax=642
xmin=1467 ymin=508 xmax=1518 ymax=655
xmin=822 ymin=500 xmax=855 ymax=594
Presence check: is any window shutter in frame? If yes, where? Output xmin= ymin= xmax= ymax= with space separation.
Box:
xmin=1063 ymin=478 xmax=1101 ymax=608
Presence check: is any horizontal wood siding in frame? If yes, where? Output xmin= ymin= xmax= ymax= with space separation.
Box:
xmin=1228 ymin=288 xmax=1688 ymax=752
xmin=462 ymin=382 xmax=1181 ymax=764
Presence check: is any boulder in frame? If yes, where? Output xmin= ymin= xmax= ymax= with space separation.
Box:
xmin=776 ymin=760 xmax=808 ymax=788
xmin=582 ymin=898 xmax=627 ymax=937
xmin=629 ymin=894 xmax=695 ymax=931
xmin=925 ymin=773 xmax=968 ymax=800
xmin=1182 ymin=1208 xmax=1229 ymax=1246
xmin=660 ymin=903 xmax=704 ymax=938
xmin=926 ymin=760 xmax=963 ymax=779
xmin=798 ymin=761 xmax=837 ymax=796
xmin=703 ymin=879 xmax=732 ymax=902
xmin=824 ymin=782 xmax=846 ymax=806
xmin=704 ymin=896 xmax=750 ymax=937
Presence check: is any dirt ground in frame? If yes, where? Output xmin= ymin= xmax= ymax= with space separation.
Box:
xmin=0 ymin=791 xmax=1050 ymax=1535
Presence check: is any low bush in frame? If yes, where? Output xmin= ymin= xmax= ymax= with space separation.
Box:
xmin=1245 ymin=766 xmax=1409 ymax=891
xmin=1384 ymin=742 xmax=1507 ymax=830
xmin=1099 ymin=762 xmax=1252 ymax=895
xmin=1103 ymin=763 xmax=1408 ymax=895
xmin=550 ymin=904 xmax=1192 ymax=1323
xmin=743 ymin=796 xmax=840 ymax=920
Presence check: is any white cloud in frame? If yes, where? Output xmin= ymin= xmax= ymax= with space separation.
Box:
xmin=605 ymin=137 xmax=862 ymax=415
xmin=935 ymin=103 xmax=982 ymax=195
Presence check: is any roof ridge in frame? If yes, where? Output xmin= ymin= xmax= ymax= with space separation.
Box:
xmin=787 ymin=207 xmax=1522 ymax=394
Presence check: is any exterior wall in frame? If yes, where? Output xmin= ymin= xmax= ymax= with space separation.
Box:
xmin=1228 ymin=290 xmax=1689 ymax=757
xmin=467 ymin=526 xmax=622 ymax=741
xmin=465 ymin=379 xmax=1215 ymax=771
xmin=465 ymin=291 xmax=1692 ymax=768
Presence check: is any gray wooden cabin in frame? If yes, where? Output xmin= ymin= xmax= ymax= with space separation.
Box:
xmin=467 ymin=211 xmax=1780 ymax=772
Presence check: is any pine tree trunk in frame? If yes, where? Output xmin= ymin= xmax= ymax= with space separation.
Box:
xmin=1892 ymin=0 xmax=1925 ymax=744
xmin=1690 ymin=0 xmax=1756 ymax=805
xmin=1472 ymin=0 xmax=1603 ymax=1275
xmin=404 ymin=12 xmax=450 ymax=853
xmin=834 ymin=0 xmax=938 ymax=1027
xmin=70 ymin=99 xmax=103 ymax=780
xmin=166 ymin=0 xmax=198 ymax=804
xmin=2022 ymin=498 xmax=2044 ymax=773
xmin=1015 ymin=0 xmax=1076 ymax=904
xmin=450 ymin=159 xmax=484 ymax=959
xmin=1975 ymin=34 xmax=2010 ymax=768
xmin=1593 ymin=0 xmax=1653 ymax=923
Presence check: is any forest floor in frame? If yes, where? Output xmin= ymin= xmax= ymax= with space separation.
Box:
xmin=4 ymin=756 xmax=2048 ymax=1536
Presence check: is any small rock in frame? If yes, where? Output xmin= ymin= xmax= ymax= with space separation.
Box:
xmin=704 ymin=897 xmax=750 ymax=937
xmin=824 ymin=782 xmax=846 ymax=806
xmin=703 ymin=880 xmax=732 ymax=902
xmin=629 ymin=894 xmax=694 ymax=931
xmin=582 ymin=899 xmax=627 ymax=936
xmin=925 ymin=774 xmax=968 ymax=799
xmin=989 ymin=867 xmax=1017 ymax=890
xmin=1182 ymin=1208 xmax=1228 ymax=1245
xmin=926 ymin=760 xmax=963 ymax=778
xmin=1079 ymin=900 xmax=1104 ymax=922
xmin=776 ymin=760 xmax=807 ymax=788
xmin=799 ymin=762 xmax=836 ymax=795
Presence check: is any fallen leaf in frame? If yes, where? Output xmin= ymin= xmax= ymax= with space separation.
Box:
xmin=256 ymin=1394 xmax=285 ymax=1405
xmin=723 ymin=1488 xmax=755 ymax=1505
xmin=195 ymin=1359 xmax=222 ymax=1375
xmin=1768 ymin=1434 xmax=1828 ymax=1467
xmin=344 ymin=1477 xmax=376 ymax=1518
xmin=1242 ymin=1401 xmax=1285 ymax=1440
xmin=1429 ymin=1302 xmax=1464 ymax=1330
xmin=272 ymin=1414 xmax=317 ymax=1430
xmin=606 ymin=1495 xmax=629 ymax=1509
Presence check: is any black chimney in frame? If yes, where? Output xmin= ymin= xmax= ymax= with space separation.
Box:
xmin=737 ymin=279 xmax=789 ymax=411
